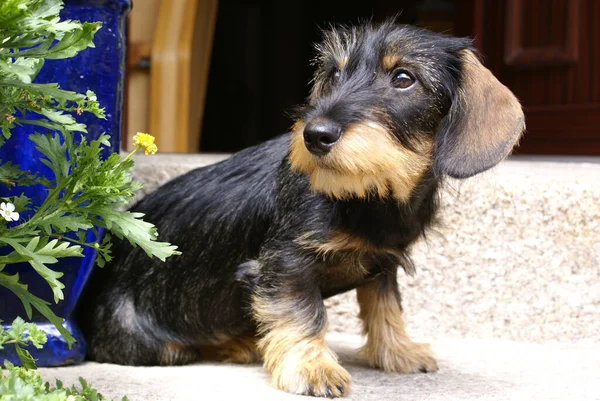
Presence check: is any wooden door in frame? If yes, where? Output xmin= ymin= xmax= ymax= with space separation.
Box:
xmin=455 ymin=0 xmax=600 ymax=155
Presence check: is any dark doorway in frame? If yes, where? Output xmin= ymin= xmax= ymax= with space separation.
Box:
xmin=199 ymin=0 xmax=455 ymax=152
xmin=201 ymin=0 xmax=600 ymax=155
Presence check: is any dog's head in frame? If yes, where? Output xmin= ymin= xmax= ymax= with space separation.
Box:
xmin=289 ymin=21 xmax=525 ymax=201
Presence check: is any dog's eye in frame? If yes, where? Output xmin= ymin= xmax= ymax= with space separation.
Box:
xmin=392 ymin=70 xmax=415 ymax=89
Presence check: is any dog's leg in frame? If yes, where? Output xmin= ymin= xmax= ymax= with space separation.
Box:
xmin=356 ymin=271 xmax=438 ymax=373
xmin=252 ymin=274 xmax=351 ymax=397
xmin=198 ymin=335 xmax=260 ymax=364
xmin=159 ymin=342 xmax=199 ymax=365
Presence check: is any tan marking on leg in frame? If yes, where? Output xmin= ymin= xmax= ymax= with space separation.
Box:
xmin=252 ymin=294 xmax=351 ymax=397
xmin=356 ymin=280 xmax=438 ymax=373
xmin=295 ymin=230 xmax=405 ymax=265
xmin=199 ymin=335 xmax=260 ymax=364
xmin=289 ymin=121 xmax=432 ymax=201
xmin=159 ymin=342 xmax=198 ymax=365
xmin=296 ymin=230 xmax=371 ymax=258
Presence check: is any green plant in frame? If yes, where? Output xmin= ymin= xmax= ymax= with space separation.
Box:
xmin=1 ymin=360 xmax=128 ymax=401
xmin=0 ymin=317 xmax=46 ymax=370
xmin=0 ymin=0 xmax=178 ymax=398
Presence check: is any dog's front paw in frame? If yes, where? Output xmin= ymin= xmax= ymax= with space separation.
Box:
xmin=272 ymin=353 xmax=351 ymax=398
xmin=359 ymin=341 xmax=438 ymax=374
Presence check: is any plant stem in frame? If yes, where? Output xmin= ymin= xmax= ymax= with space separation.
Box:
xmin=12 ymin=185 xmax=62 ymax=231
xmin=120 ymin=146 xmax=140 ymax=164
xmin=48 ymin=233 xmax=96 ymax=250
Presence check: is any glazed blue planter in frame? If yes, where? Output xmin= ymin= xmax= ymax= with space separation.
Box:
xmin=0 ymin=0 xmax=131 ymax=366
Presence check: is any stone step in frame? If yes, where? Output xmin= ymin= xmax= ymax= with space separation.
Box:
xmin=37 ymin=333 xmax=600 ymax=401
xmin=131 ymin=154 xmax=600 ymax=343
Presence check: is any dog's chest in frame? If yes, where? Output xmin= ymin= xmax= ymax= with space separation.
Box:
xmin=318 ymin=254 xmax=381 ymax=297
xmin=311 ymin=233 xmax=402 ymax=298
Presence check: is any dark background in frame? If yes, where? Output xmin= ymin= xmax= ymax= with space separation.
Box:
xmin=199 ymin=0 xmax=600 ymax=155
xmin=200 ymin=0 xmax=454 ymax=152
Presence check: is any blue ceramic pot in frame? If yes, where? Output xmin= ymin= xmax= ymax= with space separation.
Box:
xmin=0 ymin=0 xmax=131 ymax=366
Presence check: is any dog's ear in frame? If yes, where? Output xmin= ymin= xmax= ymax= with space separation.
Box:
xmin=435 ymin=50 xmax=525 ymax=179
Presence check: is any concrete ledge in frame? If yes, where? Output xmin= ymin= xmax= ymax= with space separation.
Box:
xmin=38 ymin=333 xmax=600 ymax=401
xmin=30 ymin=155 xmax=599 ymax=401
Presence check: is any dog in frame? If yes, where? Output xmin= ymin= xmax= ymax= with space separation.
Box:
xmin=78 ymin=20 xmax=524 ymax=398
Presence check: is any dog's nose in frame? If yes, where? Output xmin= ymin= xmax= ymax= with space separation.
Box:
xmin=303 ymin=119 xmax=342 ymax=156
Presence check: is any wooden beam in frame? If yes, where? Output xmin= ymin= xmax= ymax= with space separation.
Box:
xmin=150 ymin=0 xmax=218 ymax=153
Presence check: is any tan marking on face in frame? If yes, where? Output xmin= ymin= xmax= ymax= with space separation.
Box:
xmin=252 ymin=294 xmax=351 ymax=397
xmin=382 ymin=54 xmax=398 ymax=71
xmin=356 ymin=280 xmax=438 ymax=373
xmin=289 ymin=121 xmax=432 ymax=201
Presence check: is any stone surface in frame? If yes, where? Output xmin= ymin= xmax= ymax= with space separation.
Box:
xmin=28 ymin=155 xmax=600 ymax=401
xmin=37 ymin=333 xmax=600 ymax=401
xmin=131 ymin=154 xmax=600 ymax=344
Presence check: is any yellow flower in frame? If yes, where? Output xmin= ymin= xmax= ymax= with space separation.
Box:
xmin=145 ymin=143 xmax=158 ymax=155
xmin=132 ymin=132 xmax=158 ymax=155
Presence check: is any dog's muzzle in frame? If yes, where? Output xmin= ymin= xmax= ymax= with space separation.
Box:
xmin=303 ymin=118 xmax=342 ymax=156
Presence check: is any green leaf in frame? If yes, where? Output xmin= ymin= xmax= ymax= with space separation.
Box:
xmin=7 ymin=316 xmax=27 ymax=339
xmin=0 ymin=32 xmax=45 ymax=51
xmin=1 ymin=123 xmax=12 ymax=144
xmin=91 ymin=207 xmax=181 ymax=261
xmin=0 ymin=81 xmax=86 ymax=102
xmin=29 ymin=131 xmax=70 ymax=184
xmin=8 ymin=192 xmax=31 ymax=212
xmin=26 ymin=322 xmax=47 ymax=348
xmin=0 ymin=161 xmax=23 ymax=177
xmin=45 ymin=22 xmax=102 ymax=60
xmin=0 ymin=272 xmax=75 ymax=347
xmin=19 ymin=117 xmax=87 ymax=134
xmin=8 ymin=32 xmax=55 ymax=58
xmin=0 ymin=0 xmax=36 ymax=28
xmin=0 ymin=58 xmax=43 ymax=84
xmin=40 ymin=108 xmax=88 ymax=132
xmin=31 ymin=237 xmax=84 ymax=258
xmin=28 ymin=0 xmax=65 ymax=25
xmin=38 ymin=213 xmax=93 ymax=235
xmin=0 ymin=161 xmax=23 ymax=187
xmin=95 ymin=233 xmax=112 ymax=268
xmin=0 ymin=250 xmax=33 ymax=266
xmin=15 ymin=343 xmax=37 ymax=370
xmin=0 ymin=237 xmax=85 ymax=303
xmin=40 ymin=108 xmax=77 ymax=127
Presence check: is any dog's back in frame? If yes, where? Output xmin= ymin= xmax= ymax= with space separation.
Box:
xmin=78 ymin=134 xmax=289 ymax=365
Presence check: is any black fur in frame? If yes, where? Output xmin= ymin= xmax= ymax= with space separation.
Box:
xmin=78 ymin=131 xmax=438 ymax=361
xmin=77 ymin=21 xmax=523 ymax=395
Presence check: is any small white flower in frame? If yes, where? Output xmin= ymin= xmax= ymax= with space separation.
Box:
xmin=1 ymin=202 xmax=19 ymax=222
xmin=88 ymin=95 xmax=97 ymax=101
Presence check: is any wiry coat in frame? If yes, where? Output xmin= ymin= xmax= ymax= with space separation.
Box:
xmin=78 ymin=21 xmax=524 ymax=398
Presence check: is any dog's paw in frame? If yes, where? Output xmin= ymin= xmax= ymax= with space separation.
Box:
xmin=359 ymin=341 xmax=438 ymax=374
xmin=272 ymin=355 xmax=351 ymax=398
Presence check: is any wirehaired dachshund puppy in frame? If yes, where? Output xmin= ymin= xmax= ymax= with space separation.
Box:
xmin=79 ymin=21 xmax=524 ymax=398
